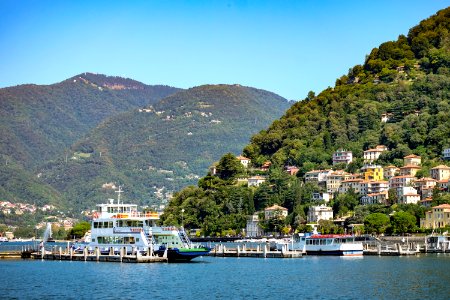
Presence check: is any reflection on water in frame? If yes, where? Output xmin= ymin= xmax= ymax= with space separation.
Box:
xmin=1 ymin=252 xmax=450 ymax=299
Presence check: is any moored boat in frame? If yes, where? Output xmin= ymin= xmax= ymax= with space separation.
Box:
xmin=84 ymin=187 xmax=210 ymax=261
xmin=279 ymin=232 xmax=363 ymax=256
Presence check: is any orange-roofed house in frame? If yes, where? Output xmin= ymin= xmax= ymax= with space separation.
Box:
xmin=404 ymin=154 xmax=421 ymax=166
xmin=430 ymin=165 xmax=450 ymax=181
xmin=264 ymin=205 xmax=288 ymax=219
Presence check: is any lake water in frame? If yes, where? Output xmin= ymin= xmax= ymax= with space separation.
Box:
xmin=1 ymin=254 xmax=449 ymax=299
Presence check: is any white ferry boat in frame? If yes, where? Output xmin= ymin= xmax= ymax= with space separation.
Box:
xmin=279 ymin=232 xmax=363 ymax=256
xmin=85 ymin=188 xmax=210 ymax=261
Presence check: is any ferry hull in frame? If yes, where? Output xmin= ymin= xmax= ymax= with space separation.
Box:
xmin=306 ymin=250 xmax=363 ymax=256
xmin=156 ymin=247 xmax=211 ymax=262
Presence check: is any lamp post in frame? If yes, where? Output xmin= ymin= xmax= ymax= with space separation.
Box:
xmin=181 ymin=209 xmax=185 ymax=228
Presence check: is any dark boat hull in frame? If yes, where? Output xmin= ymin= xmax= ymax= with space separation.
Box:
xmin=156 ymin=247 xmax=211 ymax=262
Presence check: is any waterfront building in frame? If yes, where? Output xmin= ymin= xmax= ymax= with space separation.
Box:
xmin=384 ymin=165 xmax=400 ymax=180
xmin=332 ymin=149 xmax=353 ymax=165
xmin=264 ymin=205 xmax=288 ymax=219
xmin=307 ymin=205 xmax=333 ymax=223
xmin=420 ymin=204 xmax=450 ymax=229
xmin=363 ymin=145 xmax=387 ymax=163
xmin=403 ymin=154 xmax=421 ymax=166
xmin=430 ymin=165 xmax=450 ymax=181
xmin=362 ymin=164 xmax=384 ymax=181
xmin=246 ymin=213 xmax=263 ymax=237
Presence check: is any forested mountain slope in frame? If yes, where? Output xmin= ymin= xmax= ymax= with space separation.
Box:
xmin=39 ymin=84 xmax=291 ymax=211
xmin=161 ymin=7 xmax=450 ymax=235
xmin=0 ymin=73 xmax=180 ymax=207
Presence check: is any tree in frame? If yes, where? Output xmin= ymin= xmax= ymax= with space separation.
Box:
xmin=390 ymin=211 xmax=416 ymax=234
xmin=364 ymin=213 xmax=390 ymax=235
xmin=67 ymin=221 xmax=91 ymax=239
xmin=215 ymin=153 xmax=245 ymax=181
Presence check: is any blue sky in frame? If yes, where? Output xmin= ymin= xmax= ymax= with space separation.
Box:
xmin=1 ymin=0 xmax=450 ymax=100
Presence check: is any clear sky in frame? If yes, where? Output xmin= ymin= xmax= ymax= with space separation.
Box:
xmin=1 ymin=0 xmax=450 ymax=100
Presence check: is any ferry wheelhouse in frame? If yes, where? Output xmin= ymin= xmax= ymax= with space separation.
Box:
xmin=281 ymin=232 xmax=363 ymax=256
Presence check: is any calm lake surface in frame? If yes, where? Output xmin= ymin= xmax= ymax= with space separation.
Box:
xmin=1 ymin=254 xmax=449 ymax=299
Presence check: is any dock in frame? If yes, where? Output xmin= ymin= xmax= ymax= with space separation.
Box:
xmin=363 ymin=243 xmax=421 ymax=256
xmin=210 ymin=243 xmax=303 ymax=258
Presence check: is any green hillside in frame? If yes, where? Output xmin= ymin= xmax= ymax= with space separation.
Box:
xmin=39 ymin=84 xmax=291 ymax=211
xmin=161 ymin=7 xmax=450 ymax=235
xmin=0 ymin=73 xmax=180 ymax=168
xmin=0 ymin=73 xmax=180 ymax=207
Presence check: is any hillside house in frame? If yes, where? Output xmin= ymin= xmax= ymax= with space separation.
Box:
xmin=384 ymin=165 xmax=400 ymax=180
xmin=430 ymin=165 xmax=450 ymax=181
xmin=403 ymin=154 xmax=421 ymax=166
xmin=307 ymin=205 xmax=333 ymax=223
xmin=414 ymin=177 xmax=437 ymax=194
xmin=397 ymin=186 xmax=421 ymax=204
xmin=443 ymin=148 xmax=450 ymax=160
xmin=389 ymin=175 xmax=416 ymax=189
xmin=421 ymin=204 xmax=450 ymax=229
xmin=248 ymin=176 xmax=266 ymax=187
xmin=360 ymin=191 xmax=388 ymax=205
xmin=363 ymin=145 xmax=387 ymax=163
xmin=304 ymin=169 xmax=332 ymax=183
xmin=264 ymin=205 xmax=288 ymax=219
xmin=285 ymin=166 xmax=299 ymax=176
xmin=311 ymin=192 xmax=331 ymax=203
xmin=261 ymin=161 xmax=272 ymax=171
xmin=338 ymin=179 xmax=364 ymax=194
xmin=399 ymin=165 xmax=421 ymax=177
xmin=362 ymin=165 xmax=384 ymax=181
xmin=236 ymin=156 xmax=251 ymax=168
xmin=332 ymin=149 xmax=353 ymax=165
xmin=360 ymin=181 xmax=389 ymax=196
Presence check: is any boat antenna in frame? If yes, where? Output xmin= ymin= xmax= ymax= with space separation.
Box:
xmin=116 ymin=186 xmax=123 ymax=204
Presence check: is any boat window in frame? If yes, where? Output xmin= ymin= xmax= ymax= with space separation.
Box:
xmin=327 ymin=239 xmax=332 ymax=245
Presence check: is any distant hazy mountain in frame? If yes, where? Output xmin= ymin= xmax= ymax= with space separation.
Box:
xmin=40 ymin=84 xmax=292 ymax=211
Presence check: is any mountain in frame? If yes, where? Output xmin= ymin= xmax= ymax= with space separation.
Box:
xmin=0 ymin=73 xmax=181 ymax=207
xmin=243 ymin=7 xmax=450 ymax=172
xmin=39 ymin=84 xmax=291 ymax=211
xmin=0 ymin=72 xmax=181 ymax=168
xmin=160 ymin=7 xmax=450 ymax=235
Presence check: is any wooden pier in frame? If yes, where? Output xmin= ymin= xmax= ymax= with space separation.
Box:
xmin=210 ymin=243 xmax=303 ymax=258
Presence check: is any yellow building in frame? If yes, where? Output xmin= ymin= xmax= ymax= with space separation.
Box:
xmin=421 ymin=204 xmax=450 ymax=229
xmin=362 ymin=165 xmax=384 ymax=181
